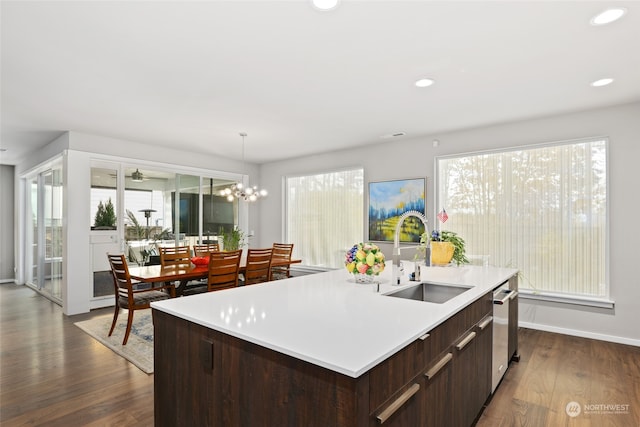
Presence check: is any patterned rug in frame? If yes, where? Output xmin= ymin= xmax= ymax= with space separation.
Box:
xmin=74 ymin=310 xmax=154 ymax=374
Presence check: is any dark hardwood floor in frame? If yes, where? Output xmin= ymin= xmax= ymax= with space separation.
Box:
xmin=1 ymin=283 xmax=639 ymax=426
xmin=1 ymin=284 xmax=153 ymax=426
xmin=477 ymin=327 xmax=640 ymax=427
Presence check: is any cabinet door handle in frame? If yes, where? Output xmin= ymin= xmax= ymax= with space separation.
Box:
xmin=425 ymin=352 xmax=453 ymax=380
xmin=376 ymin=383 xmax=420 ymax=424
xmin=199 ymin=339 xmax=214 ymax=371
xmin=455 ymin=331 xmax=476 ymax=351
xmin=509 ymin=290 xmax=519 ymax=300
xmin=493 ymin=291 xmax=511 ymax=305
xmin=478 ymin=316 xmax=493 ymax=330
xmin=419 ymin=333 xmax=430 ymax=341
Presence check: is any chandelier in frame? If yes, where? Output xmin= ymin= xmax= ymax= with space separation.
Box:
xmin=221 ymin=133 xmax=268 ymax=202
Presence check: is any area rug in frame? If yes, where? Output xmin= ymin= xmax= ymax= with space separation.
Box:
xmin=74 ymin=310 xmax=154 ymax=374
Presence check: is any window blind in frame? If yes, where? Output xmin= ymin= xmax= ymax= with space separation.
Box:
xmin=286 ymin=168 xmax=364 ymax=269
xmin=436 ymin=138 xmax=607 ymax=298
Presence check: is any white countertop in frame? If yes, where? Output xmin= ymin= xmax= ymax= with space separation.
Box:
xmin=151 ymin=264 xmax=517 ymax=378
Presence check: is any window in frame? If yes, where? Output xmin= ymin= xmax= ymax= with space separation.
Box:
xmin=88 ymin=165 xmax=239 ymax=267
xmin=436 ymin=138 xmax=607 ymax=298
xmin=286 ymin=168 xmax=364 ymax=269
xmin=120 ymin=169 xmax=238 ymax=246
xmin=90 ymin=167 xmax=117 ymax=230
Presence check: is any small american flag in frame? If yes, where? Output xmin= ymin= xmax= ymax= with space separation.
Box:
xmin=437 ymin=208 xmax=448 ymax=223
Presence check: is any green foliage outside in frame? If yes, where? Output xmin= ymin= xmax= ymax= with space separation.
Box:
xmin=94 ymin=198 xmax=116 ymax=228
xmin=126 ymin=209 xmax=144 ymax=240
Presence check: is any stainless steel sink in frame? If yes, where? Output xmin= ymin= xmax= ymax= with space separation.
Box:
xmin=386 ymin=282 xmax=472 ymax=304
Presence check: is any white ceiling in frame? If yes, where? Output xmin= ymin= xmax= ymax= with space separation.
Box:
xmin=1 ymin=0 xmax=639 ymax=166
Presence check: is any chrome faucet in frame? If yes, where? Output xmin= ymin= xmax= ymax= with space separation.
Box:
xmin=393 ymin=210 xmax=429 ymax=267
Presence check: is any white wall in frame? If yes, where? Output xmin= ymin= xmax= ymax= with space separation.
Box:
xmin=258 ymin=102 xmax=640 ymax=345
xmin=0 ymin=165 xmax=15 ymax=281
xmin=14 ymin=132 xmax=70 ymax=176
xmin=63 ymin=150 xmax=92 ymax=314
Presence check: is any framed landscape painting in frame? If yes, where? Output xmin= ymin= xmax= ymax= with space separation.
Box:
xmin=368 ymin=178 xmax=426 ymax=243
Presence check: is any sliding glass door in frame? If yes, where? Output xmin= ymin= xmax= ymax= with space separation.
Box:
xmin=26 ymin=176 xmax=38 ymax=291
xmin=174 ymin=174 xmax=238 ymax=247
xmin=43 ymin=168 xmax=63 ymax=300
xmin=201 ymin=177 xmax=237 ymax=243
xmin=175 ymin=174 xmax=200 ymax=247
xmin=26 ymin=161 xmax=63 ymax=304
xmin=120 ymin=168 xmax=239 ymax=265
xmin=123 ymin=167 xmax=174 ymax=265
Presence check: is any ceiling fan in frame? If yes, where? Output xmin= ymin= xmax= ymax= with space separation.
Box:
xmin=130 ymin=169 xmax=145 ymax=182
xmin=107 ymin=169 xmax=150 ymax=181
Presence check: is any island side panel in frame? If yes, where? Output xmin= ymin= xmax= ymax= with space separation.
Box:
xmin=219 ymin=331 xmax=369 ymax=427
xmin=153 ymin=309 xmax=369 ymax=427
xmin=153 ymin=309 xmax=223 ymax=427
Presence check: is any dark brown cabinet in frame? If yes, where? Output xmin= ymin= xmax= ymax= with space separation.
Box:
xmin=154 ymin=280 xmax=512 ymax=427
xmin=452 ymin=327 xmax=480 ymax=427
xmin=450 ymin=292 xmax=493 ymax=427
xmin=368 ymin=338 xmax=425 ymax=426
xmin=423 ymin=351 xmax=453 ymax=427
xmin=153 ymin=313 xmax=223 ymax=426
xmin=370 ymin=377 xmax=424 ymax=426
xmin=475 ymin=314 xmax=494 ymax=411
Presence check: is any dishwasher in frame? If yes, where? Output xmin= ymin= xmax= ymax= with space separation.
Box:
xmin=492 ymin=282 xmax=512 ymax=392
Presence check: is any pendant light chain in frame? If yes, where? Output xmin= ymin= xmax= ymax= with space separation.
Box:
xmin=220 ymin=132 xmax=268 ymax=202
xmin=241 ymin=132 xmax=247 ymax=175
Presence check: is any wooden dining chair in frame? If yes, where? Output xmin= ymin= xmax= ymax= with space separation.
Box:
xmin=193 ymin=243 xmax=220 ymax=257
xmin=207 ymin=249 xmax=242 ymax=292
xmin=159 ymin=245 xmax=191 ymax=268
xmin=243 ymin=248 xmax=273 ymax=285
xmin=107 ymin=253 xmax=175 ymax=345
xmin=159 ymin=245 xmax=206 ymax=293
xmin=271 ymin=243 xmax=294 ymax=280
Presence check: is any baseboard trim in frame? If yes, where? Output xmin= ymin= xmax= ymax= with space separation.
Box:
xmin=90 ymin=296 xmax=114 ymax=310
xmin=0 ymin=278 xmax=16 ymax=284
xmin=520 ymin=321 xmax=640 ymax=347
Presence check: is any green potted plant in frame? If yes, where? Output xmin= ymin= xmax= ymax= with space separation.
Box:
xmin=419 ymin=230 xmax=469 ymax=266
xmin=220 ymin=226 xmax=245 ymax=251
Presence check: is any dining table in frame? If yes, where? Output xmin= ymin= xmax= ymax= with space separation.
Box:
xmin=128 ymin=257 xmax=302 ymax=296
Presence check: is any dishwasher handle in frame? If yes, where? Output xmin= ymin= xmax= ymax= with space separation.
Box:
xmin=493 ymin=290 xmax=512 ymax=305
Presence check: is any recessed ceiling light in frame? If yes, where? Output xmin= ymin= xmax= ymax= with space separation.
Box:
xmin=415 ymin=78 xmax=435 ymax=88
xmin=591 ymin=78 xmax=614 ymax=87
xmin=311 ymin=0 xmax=340 ymax=11
xmin=590 ymin=8 xmax=626 ymax=25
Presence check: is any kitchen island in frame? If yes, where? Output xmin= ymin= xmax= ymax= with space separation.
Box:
xmin=152 ymin=265 xmax=518 ymax=426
